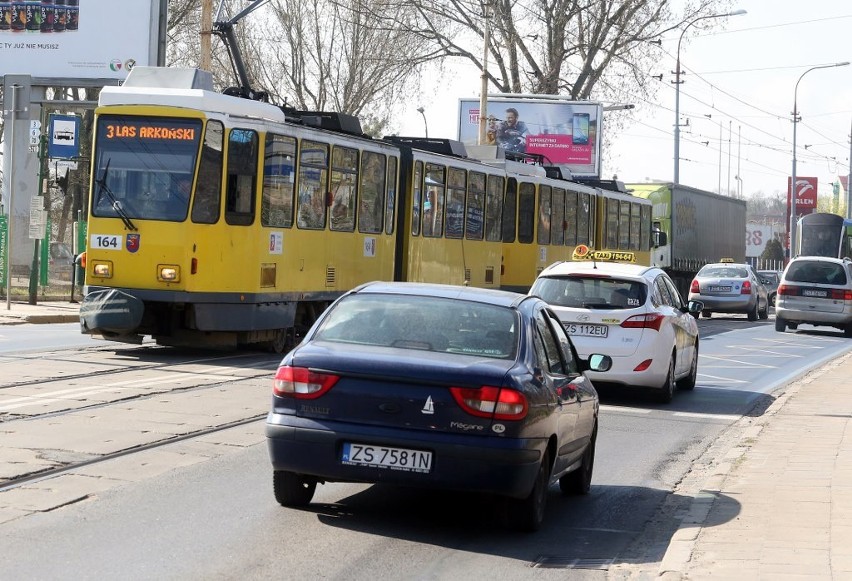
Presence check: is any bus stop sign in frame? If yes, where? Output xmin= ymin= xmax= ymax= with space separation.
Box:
xmin=47 ymin=114 xmax=81 ymax=160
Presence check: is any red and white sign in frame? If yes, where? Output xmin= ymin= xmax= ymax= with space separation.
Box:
xmin=787 ymin=176 xmax=818 ymax=215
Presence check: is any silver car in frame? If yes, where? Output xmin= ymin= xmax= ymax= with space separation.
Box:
xmin=775 ymin=257 xmax=852 ymax=337
xmin=688 ymin=262 xmax=769 ymax=321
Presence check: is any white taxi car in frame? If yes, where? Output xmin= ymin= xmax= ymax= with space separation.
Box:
xmin=529 ymin=261 xmax=703 ymax=402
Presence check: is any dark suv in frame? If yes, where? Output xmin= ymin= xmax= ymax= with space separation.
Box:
xmin=757 ymin=270 xmax=781 ymax=306
xmin=775 ymin=257 xmax=852 ymax=337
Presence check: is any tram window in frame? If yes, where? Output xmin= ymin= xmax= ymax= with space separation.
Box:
xmin=619 ymin=201 xmax=631 ymax=249
xmin=297 ymin=140 xmax=329 ymax=230
xmin=629 ymin=203 xmax=641 ymax=251
xmin=552 ymin=188 xmax=565 ymax=246
xmin=225 ymin=129 xmax=258 ymax=226
xmin=485 ymin=174 xmax=503 ymax=242
xmin=384 ymin=156 xmax=397 ymax=234
xmin=423 ymin=164 xmax=445 ymax=238
xmin=261 ymin=133 xmax=296 ymax=228
xmin=446 ymin=168 xmax=466 ymax=239
xmin=412 ymin=161 xmax=423 ymax=236
xmin=502 ymin=178 xmax=518 ymax=243
xmin=605 ymin=198 xmax=619 ymax=248
xmin=537 ymin=185 xmax=552 ymax=245
xmin=518 ymin=182 xmax=536 ymax=244
xmin=640 ymin=205 xmax=651 ymax=251
xmin=358 ymin=151 xmax=386 ymax=234
xmin=466 ymin=171 xmax=485 ymax=240
xmin=577 ymin=193 xmax=591 ymax=246
xmin=330 ymin=146 xmax=358 ymax=232
xmin=192 ymin=120 xmax=224 ymax=224
xmin=564 ymin=190 xmax=577 ymax=246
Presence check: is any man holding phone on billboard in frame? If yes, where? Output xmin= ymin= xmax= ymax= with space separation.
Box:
xmin=497 ymin=108 xmax=529 ymax=153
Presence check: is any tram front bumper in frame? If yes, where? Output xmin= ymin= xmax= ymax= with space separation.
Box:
xmin=79 ymin=288 xmax=145 ymax=337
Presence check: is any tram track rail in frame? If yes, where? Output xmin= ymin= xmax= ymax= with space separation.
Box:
xmin=0 ymin=412 xmax=267 ymax=493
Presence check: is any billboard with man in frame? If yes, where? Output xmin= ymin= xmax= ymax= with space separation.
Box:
xmin=458 ymin=97 xmax=603 ymax=179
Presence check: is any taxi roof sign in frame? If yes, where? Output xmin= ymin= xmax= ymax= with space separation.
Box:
xmin=720 ymin=257 xmax=735 ymax=263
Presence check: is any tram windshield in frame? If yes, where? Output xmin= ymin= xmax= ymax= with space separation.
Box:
xmin=92 ymin=115 xmax=202 ymax=222
xmin=798 ymin=213 xmax=851 ymax=258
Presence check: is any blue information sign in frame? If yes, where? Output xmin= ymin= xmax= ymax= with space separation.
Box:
xmin=47 ymin=114 xmax=81 ymax=160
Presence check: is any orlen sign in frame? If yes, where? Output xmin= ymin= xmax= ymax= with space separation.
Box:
xmin=787 ymin=176 xmax=818 ymax=216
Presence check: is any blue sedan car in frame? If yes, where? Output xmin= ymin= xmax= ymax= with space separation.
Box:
xmin=266 ymin=282 xmax=610 ymax=531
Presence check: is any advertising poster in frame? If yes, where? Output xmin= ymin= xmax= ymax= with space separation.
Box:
xmin=458 ymin=97 xmax=603 ymax=178
xmin=0 ymin=0 xmax=159 ymax=81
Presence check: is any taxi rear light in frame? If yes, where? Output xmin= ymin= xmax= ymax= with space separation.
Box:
xmin=830 ymin=289 xmax=852 ymax=300
xmin=273 ymin=366 xmax=339 ymax=399
xmin=450 ymin=386 xmax=528 ymax=420
xmin=741 ymin=280 xmax=752 ymax=295
xmin=778 ymin=284 xmax=797 ymax=296
xmin=690 ymin=279 xmax=699 ymax=293
xmin=633 ymin=359 xmax=653 ymax=372
xmin=620 ymin=313 xmax=664 ymax=331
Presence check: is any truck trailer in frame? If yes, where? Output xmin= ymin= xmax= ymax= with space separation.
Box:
xmin=627 ymin=183 xmax=747 ymax=298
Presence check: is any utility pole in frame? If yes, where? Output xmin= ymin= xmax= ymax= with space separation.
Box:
xmin=478 ymin=1 xmax=490 ymax=145
xmin=201 ymin=0 xmax=213 ymax=71
xmin=727 ymin=119 xmax=732 ymax=196
xmin=847 ymin=118 xmax=852 ymax=220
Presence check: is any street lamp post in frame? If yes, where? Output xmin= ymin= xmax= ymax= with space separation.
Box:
xmin=416 ymin=107 xmax=428 ymax=138
xmin=673 ymin=9 xmax=746 ymax=184
xmin=788 ymin=62 xmax=850 ymax=259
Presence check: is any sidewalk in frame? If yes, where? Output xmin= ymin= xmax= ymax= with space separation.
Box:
xmin=0 ymin=300 xmax=81 ymax=325
xmin=650 ymin=350 xmax=852 ymax=580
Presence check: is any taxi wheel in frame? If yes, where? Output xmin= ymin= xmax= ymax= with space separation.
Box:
xmin=775 ymin=318 xmax=786 ymax=332
xmin=655 ymin=354 xmax=676 ymax=403
xmin=677 ymin=343 xmax=698 ymax=391
xmin=509 ymin=450 xmax=551 ymax=532
xmin=747 ymin=302 xmax=759 ymax=322
xmin=273 ymin=470 xmax=317 ymax=507
xmin=560 ymin=422 xmax=596 ymax=496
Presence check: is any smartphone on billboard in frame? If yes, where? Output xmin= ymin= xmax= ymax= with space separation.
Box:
xmin=573 ymin=113 xmax=590 ymax=145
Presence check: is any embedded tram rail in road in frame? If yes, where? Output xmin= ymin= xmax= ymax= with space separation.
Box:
xmin=0 ymin=342 xmax=277 ymax=520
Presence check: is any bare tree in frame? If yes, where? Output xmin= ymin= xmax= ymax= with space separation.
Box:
xmin=388 ymin=0 xmax=732 ymax=104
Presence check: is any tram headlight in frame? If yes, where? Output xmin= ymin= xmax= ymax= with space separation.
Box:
xmin=92 ymin=261 xmax=112 ymax=278
xmin=157 ymin=265 xmax=180 ymax=282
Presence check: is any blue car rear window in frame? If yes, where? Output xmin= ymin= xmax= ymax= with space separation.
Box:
xmin=314 ymin=294 xmax=517 ymax=358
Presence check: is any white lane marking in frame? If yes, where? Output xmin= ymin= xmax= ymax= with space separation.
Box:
xmin=600 ymin=405 xmax=652 ymax=414
xmin=697 ymin=354 xmax=776 ymax=368
xmin=696 ymin=373 xmax=749 ymax=384
xmin=600 ymin=404 xmax=740 ymax=422
xmin=673 ymin=411 xmax=740 ymax=421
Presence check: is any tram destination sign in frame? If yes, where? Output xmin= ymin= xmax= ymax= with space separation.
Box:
xmin=0 ymin=0 xmax=160 ymax=81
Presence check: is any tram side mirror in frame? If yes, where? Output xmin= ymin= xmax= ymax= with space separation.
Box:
xmin=653 ymin=229 xmax=668 ymax=248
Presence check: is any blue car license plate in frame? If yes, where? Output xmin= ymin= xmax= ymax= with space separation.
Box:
xmin=342 ymin=443 xmax=433 ymax=473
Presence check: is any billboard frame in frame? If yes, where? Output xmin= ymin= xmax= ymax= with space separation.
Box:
xmin=457 ymin=94 xmax=604 ymax=179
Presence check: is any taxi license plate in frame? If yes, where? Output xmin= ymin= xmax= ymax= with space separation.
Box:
xmin=803 ymin=289 xmax=828 ymax=298
xmin=709 ymin=285 xmax=732 ymax=292
xmin=342 ymin=443 xmax=432 ymax=473
xmin=564 ymin=323 xmax=608 ymax=337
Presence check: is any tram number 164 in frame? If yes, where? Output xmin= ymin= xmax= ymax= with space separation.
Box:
xmin=90 ymin=235 xmax=122 ymax=250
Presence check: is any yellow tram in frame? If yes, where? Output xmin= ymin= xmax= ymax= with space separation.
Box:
xmin=79 ymin=67 xmax=657 ymax=350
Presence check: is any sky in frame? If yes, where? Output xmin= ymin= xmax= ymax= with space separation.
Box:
xmin=395 ymin=2 xmax=852 ymax=202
